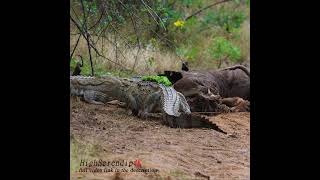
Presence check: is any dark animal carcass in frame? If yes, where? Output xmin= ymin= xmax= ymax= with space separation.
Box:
xmin=164 ymin=65 xmax=250 ymax=112
xmin=173 ymin=65 xmax=250 ymax=100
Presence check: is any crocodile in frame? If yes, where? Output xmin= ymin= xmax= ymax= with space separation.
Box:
xmin=70 ymin=75 xmax=191 ymax=119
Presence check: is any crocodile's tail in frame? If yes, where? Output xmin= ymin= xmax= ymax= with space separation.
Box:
xmin=164 ymin=113 xmax=227 ymax=132
xmin=159 ymin=84 xmax=191 ymax=117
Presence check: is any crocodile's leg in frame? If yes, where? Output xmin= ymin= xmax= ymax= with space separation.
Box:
xmin=164 ymin=114 xmax=177 ymax=128
xmin=162 ymin=114 xmax=169 ymax=125
xmin=125 ymin=94 xmax=139 ymax=116
xmin=139 ymin=92 xmax=161 ymax=119
xmin=83 ymin=91 xmax=106 ymax=105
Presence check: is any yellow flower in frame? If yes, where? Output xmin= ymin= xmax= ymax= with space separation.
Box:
xmin=174 ymin=20 xmax=185 ymax=27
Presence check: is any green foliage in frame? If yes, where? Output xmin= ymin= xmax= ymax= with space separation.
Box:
xmin=71 ymin=0 xmax=249 ymax=72
xmin=182 ymin=0 xmax=193 ymax=6
xmin=246 ymin=0 xmax=250 ymax=5
xmin=141 ymin=75 xmax=172 ymax=86
xmin=203 ymin=8 xmax=246 ymax=31
xmin=209 ymin=37 xmax=241 ymax=62
xmin=176 ymin=46 xmax=199 ymax=63
xmin=182 ymin=0 xmax=203 ymax=8
xmin=94 ymin=63 xmax=108 ymax=77
xmin=70 ymin=57 xmax=92 ymax=76
xmin=70 ymin=57 xmax=78 ymax=70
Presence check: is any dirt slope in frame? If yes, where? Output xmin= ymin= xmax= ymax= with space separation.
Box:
xmin=70 ymin=97 xmax=250 ymax=180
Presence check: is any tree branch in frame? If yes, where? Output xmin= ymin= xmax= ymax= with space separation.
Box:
xmin=70 ymin=33 xmax=82 ymax=61
xmin=70 ymin=15 xmax=130 ymax=71
xmin=185 ymin=0 xmax=232 ymax=21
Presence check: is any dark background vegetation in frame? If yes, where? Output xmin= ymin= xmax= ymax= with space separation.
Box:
xmin=70 ymin=0 xmax=250 ymax=77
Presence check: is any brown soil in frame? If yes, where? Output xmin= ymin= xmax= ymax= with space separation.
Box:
xmin=70 ymin=97 xmax=250 ymax=180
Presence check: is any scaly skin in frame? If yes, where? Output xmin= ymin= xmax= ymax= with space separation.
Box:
xmin=70 ymin=76 xmax=191 ymax=118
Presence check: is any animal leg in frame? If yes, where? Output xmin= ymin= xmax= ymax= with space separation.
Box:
xmin=83 ymin=91 xmax=105 ymax=105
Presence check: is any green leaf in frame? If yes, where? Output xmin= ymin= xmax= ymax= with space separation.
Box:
xmin=209 ymin=37 xmax=241 ymax=62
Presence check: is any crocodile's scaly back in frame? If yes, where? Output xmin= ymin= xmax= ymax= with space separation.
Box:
xmin=70 ymin=76 xmax=191 ymax=118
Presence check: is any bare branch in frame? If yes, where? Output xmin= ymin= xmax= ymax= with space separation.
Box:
xmin=88 ymin=3 xmax=107 ymax=31
xmin=129 ymin=14 xmax=141 ymax=73
xmin=116 ymin=0 xmax=183 ymax=62
xmin=70 ymin=15 xmax=130 ymax=71
xmin=70 ymin=34 xmax=82 ymax=61
xmin=185 ymin=0 xmax=232 ymax=21
xmin=141 ymin=0 xmax=166 ymax=30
